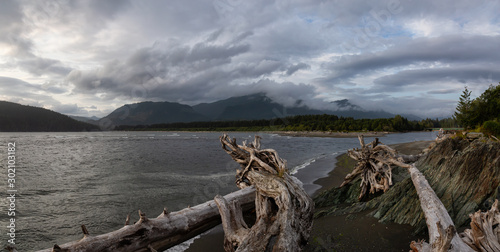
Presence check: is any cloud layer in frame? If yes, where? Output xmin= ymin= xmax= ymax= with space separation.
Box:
xmin=1 ymin=0 xmax=499 ymax=118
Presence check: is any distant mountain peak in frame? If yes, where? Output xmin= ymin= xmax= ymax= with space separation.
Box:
xmin=332 ymin=99 xmax=362 ymax=111
xmin=98 ymin=93 xmax=423 ymax=127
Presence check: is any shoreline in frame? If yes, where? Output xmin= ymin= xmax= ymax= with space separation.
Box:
xmin=184 ymin=140 xmax=434 ymax=252
xmin=275 ymin=131 xmax=391 ymax=138
xmin=304 ymin=140 xmax=433 ymax=251
xmin=112 ymin=130 xmax=393 ymax=138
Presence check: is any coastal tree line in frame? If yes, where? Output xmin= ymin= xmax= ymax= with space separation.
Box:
xmin=454 ymin=83 xmax=500 ymax=137
xmin=115 ymin=114 xmax=456 ymax=132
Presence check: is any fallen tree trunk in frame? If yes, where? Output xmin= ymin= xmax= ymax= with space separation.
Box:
xmin=217 ymin=134 xmax=314 ymax=251
xmin=36 ymin=186 xmax=255 ymax=252
xmin=407 ymin=163 xmax=474 ymax=252
xmin=339 ymin=135 xmax=476 ymax=251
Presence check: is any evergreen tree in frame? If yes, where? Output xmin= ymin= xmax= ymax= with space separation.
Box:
xmin=472 ymin=83 xmax=500 ymax=125
xmin=454 ymin=86 xmax=473 ymax=129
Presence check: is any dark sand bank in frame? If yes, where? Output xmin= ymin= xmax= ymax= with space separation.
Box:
xmin=184 ymin=140 xmax=434 ymax=252
xmin=304 ymin=140 xmax=433 ymax=252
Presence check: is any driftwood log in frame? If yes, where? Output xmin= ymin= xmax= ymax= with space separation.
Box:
xmin=409 ymin=162 xmax=500 ymax=252
xmin=341 ymin=135 xmax=500 ymax=251
xmin=407 ymin=163 xmax=474 ymax=252
xmin=35 ymin=185 xmax=255 ymax=252
xmin=217 ymin=134 xmax=314 ymax=251
xmin=34 ymin=134 xmax=312 ymax=252
xmin=339 ymin=135 xmax=465 ymax=250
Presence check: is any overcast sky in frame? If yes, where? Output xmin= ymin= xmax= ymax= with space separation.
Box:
xmin=1 ymin=0 xmax=499 ymax=118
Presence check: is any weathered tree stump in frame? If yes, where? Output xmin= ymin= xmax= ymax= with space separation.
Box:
xmin=459 ymin=199 xmax=500 ymax=252
xmin=217 ymin=134 xmax=314 ymax=252
xmin=340 ymin=135 xmax=420 ymax=200
xmin=340 ymin=135 xmax=476 ymax=251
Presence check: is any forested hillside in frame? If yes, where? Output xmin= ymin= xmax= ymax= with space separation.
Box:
xmin=0 ymin=101 xmax=99 ymax=132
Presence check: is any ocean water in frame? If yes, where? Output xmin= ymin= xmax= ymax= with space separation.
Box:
xmin=0 ymin=131 xmax=436 ymax=251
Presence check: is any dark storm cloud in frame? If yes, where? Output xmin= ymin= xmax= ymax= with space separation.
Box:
xmin=372 ymin=67 xmax=500 ymax=90
xmin=68 ymin=36 xmax=255 ymax=102
xmin=286 ymin=63 xmax=311 ymax=76
xmin=2 ymin=0 xmax=500 ymax=118
xmin=427 ymin=89 xmax=457 ymax=95
xmin=17 ymin=58 xmax=73 ymax=76
xmin=321 ymin=35 xmax=500 ymax=84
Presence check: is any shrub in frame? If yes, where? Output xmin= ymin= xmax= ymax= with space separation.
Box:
xmin=454 ymin=130 xmax=467 ymax=139
xmin=481 ymin=121 xmax=500 ymax=137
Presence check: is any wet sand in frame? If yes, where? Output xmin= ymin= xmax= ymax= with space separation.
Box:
xmin=184 ymin=140 xmax=434 ymax=252
xmin=304 ymin=140 xmax=433 ymax=251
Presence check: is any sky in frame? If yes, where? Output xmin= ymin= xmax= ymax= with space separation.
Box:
xmin=1 ymin=0 xmax=499 ymax=119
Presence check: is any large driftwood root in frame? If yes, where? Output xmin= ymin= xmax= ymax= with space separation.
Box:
xmin=460 ymin=199 xmax=500 ymax=252
xmin=340 ymin=135 xmax=421 ymax=200
xmin=36 ymin=186 xmax=256 ymax=252
xmin=217 ymin=134 xmax=314 ymax=252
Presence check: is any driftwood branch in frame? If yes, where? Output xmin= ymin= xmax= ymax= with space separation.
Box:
xmin=36 ymin=186 xmax=255 ymax=252
xmin=218 ymin=134 xmax=314 ymax=251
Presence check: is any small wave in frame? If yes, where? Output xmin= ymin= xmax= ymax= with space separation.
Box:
xmin=290 ymin=152 xmax=338 ymax=175
xmin=163 ymin=234 xmax=200 ymax=252
xmin=290 ymin=158 xmax=317 ymax=175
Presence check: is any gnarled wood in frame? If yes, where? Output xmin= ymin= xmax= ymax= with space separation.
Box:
xmin=217 ymin=134 xmax=314 ymax=252
xmin=340 ymin=135 xmax=421 ymax=200
xmin=460 ymin=199 xmax=500 ymax=252
xmin=36 ymin=186 xmax=255 ymax=252
xmin=340 ymin=135 xmax=475 ymax=251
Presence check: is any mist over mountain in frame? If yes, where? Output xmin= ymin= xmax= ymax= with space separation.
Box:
xmin=100 ymin=101 xmax=208 ymax=127
xmin=192 ymin=93 xmax=325 ymax=121
xmin=70 ymin=115 xmax=100 ymax=125
xmin=100 ymin=93 xmax=421 ymax=127
xmin=0 ymin=101 xmax=99 ymax=132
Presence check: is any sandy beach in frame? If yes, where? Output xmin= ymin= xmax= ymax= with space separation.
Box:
xmin=184 ymin=139 xmax=434 ymax=252
xmin=303 ymin=140 xmax=433 ymax=251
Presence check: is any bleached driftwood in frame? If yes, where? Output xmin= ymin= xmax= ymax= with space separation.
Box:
xmin=460 ymin=199 xmax=500 ymax=251
xmin=36 ymin=186 xmax=255 ymax=252
xmin=407 ymin=163 xmax=474 ymax=252
xmin=340 ymin=135 xmax=421 ymax=200
xmin=340 ymin=135 xmax=474 ymax=251
xmin=217 ymin=134 xmax=314 ymax=251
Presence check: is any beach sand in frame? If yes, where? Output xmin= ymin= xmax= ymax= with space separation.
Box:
xmin=184 ymin=140 xmax=434 ymax=252
xmin=303 ymin=140 xmax=433 ymax=252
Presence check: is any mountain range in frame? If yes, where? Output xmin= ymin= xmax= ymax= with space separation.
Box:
xmin=0 ymin=94 xmax=422 ymax=131
xmin=94 ymin=93 xmax=421 ymax=128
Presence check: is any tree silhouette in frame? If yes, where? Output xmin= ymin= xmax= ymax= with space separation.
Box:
xmin=454 ymin=86 xmax=473 ymax=129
